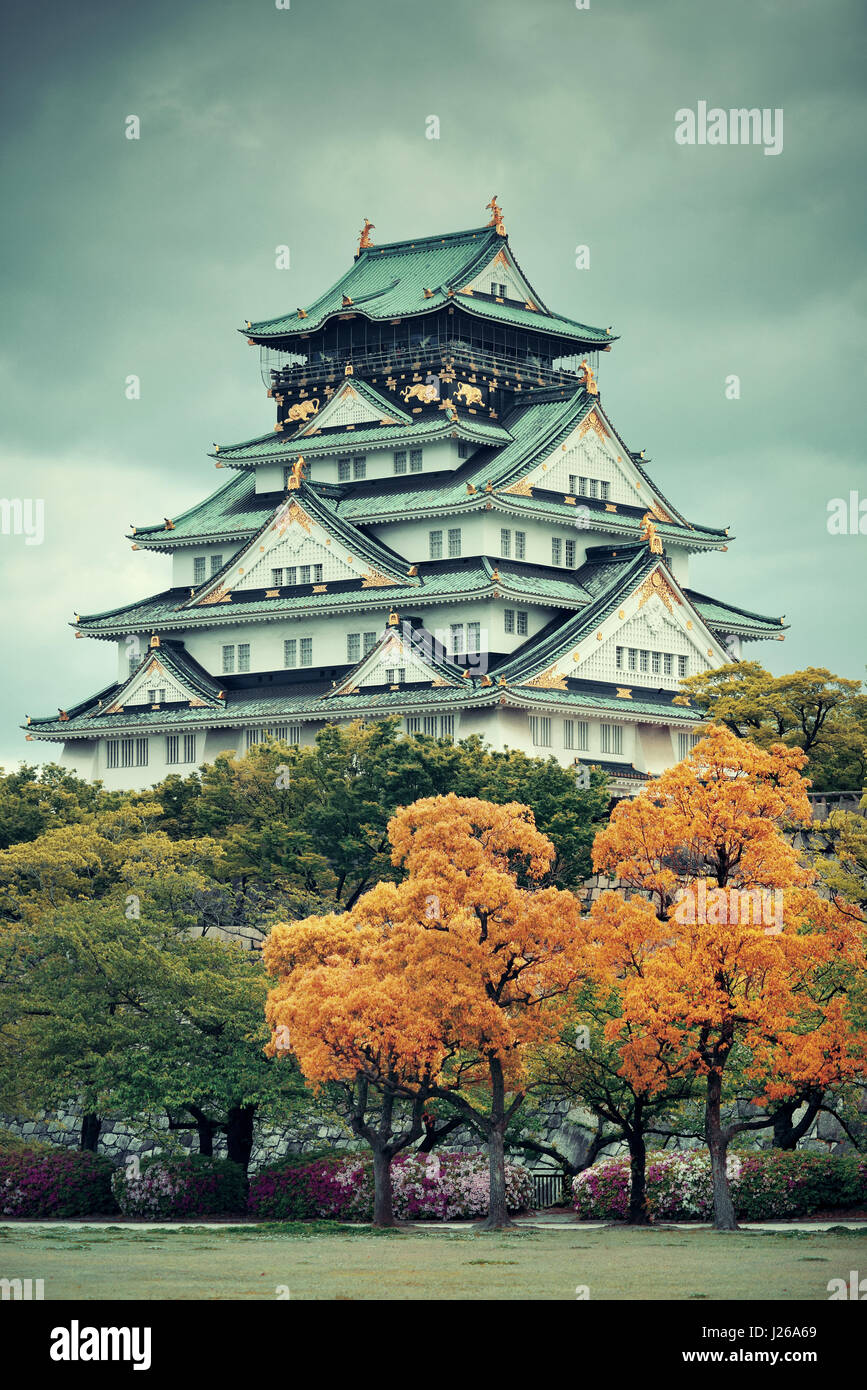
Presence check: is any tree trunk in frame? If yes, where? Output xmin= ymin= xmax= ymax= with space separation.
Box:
xmin=371 ymin=1146 xmax=396 ymax=1227
xmin=627 ymin=1130 xmax=651 ymax=1225
xmin=80 ymin=1112 xmax=101 ymax=1152
xmin=479 ymin=1059 xmax=517 ymax=1231
xmin=226 ymin=1104 xmax=255 ymax=1172
xmin=705 ymin=1073 xmax=738 ymax=1231
xmin=197 ymin=1118 xmax=214 ymax=1157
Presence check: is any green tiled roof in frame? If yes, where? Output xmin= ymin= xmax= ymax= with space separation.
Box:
xmin=132 ymin=472 xmax=277 ymax=547
xmin=213 ymin=413 xmax=511 ymax=464
xmin=508 ymin=682 xmax=704 ymax=723
xmin=685 ymin=588 xmax=787 ymax=636
xmin=245 ymin=225 xmax=613 ymax=347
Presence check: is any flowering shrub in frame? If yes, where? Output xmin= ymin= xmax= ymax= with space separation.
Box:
xmin=248 ymin=1150 xmax=533 ymax=1221
xmin=111 ymin=1156 xmax=247 ymax=1219
xmin=574 ymin=1149 xmax=867 ymax=1221
xmin=0 ymin=1147 xmax=117 ymax=1217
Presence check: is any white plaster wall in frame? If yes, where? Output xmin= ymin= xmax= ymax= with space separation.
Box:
xmin=253 ymin=440 xmax=462 ymax=494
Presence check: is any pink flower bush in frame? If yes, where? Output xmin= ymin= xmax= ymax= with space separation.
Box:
xmin=0 ymin=1147 xmax=116 ymax=1218
xmin=574 ymin=1149 xmax=867 ymax=1221
xmin=111 ymin=1156 xmax=246 ymax=1218
xmin=248 ymin=1150 xmax=533 ymax=1221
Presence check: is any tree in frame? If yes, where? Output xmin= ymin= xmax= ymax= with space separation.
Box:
xmin=678 ymin=662 xmax=866 ymax=793
xmin=591 ymin=725 xmax=867 ymax=1230
xmin=264 ymin=915 xmax=446 ymax=1225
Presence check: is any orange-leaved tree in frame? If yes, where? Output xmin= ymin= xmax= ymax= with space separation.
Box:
xmin=375 ymin=793 xmax=592 ymax=1229
xmin=591 ymin=725 xmax=867 ymax=1231
xmin=263 ymin=913 xmax=449 ymax=1226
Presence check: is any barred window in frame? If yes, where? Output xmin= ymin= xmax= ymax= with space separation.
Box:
xmin=439 ymin=714 xmax=455 ymax=741
xmin=516 ymin=611 xmax=528 ymax=636
xmin=393 ymin=450 xmax=407 ymax=474
xmin=347 ymin=632 xmax=361 ymax=662
xmin=183 ymin=734 xmax=196 ymax=764
xmin=563 ymin=719 xmax=574 ymax=750
xmin=600 ymin=723 xmax=623 ymax=755
xmin=410 ymin=449 xmax=423 ymax=473
xmin=222 ymin=645 xmax=235 ymax=674
xmin=515 ymin=530 xmax=526 ymax=559
xmin=529 ymin=716 xmax=552 ymax=748
xmin=504 ymin=608 xmax=515 ymax=634
xmin=447 ymin=528 xmax=462 ymax=558
xmin=284 ymin=639 xmax=296 ymax=668
xmin=300 ymin=637 xmax=313 ymax=667
xmin=429 ymin=530 xmax=443 ymax=559
xmin=405 ymin=715 xmax=422 ymax=734
xmin=193 ymin=557 xmax=206 ymax=585
xmin=166 ymin=735 xmax=179 ymax=765
xmin=121 ymin=739 xmax=135 ymax=768
xmin=106 ymin=741 xmax=120 ymax=769
xmin=238 ymin=644 xmax=250 ymax=673
xmin=135 ymin=738 xmax=148 ymax=767
xmin=677 ymin=731 xmax=702 ymax=760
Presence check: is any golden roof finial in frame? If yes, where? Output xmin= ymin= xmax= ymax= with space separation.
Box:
xmin=486 ymin=195 xmax=505 ymax=234
xmin=640 ymin=513 xmax=664 ymax=555
xmin=577 ymin=360 xmax=598 ymax=396
xmin=387 ymin=610 xmax=399 ymax=627
xmin=357 ymin=218 xmax=375 ymax=256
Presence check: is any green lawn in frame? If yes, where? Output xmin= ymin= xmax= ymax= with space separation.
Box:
xmin=1 ymin=1223 xmax=865 ymax=1300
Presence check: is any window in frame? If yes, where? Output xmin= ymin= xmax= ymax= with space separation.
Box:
xmin=600 ymin=723 xmax=624 ymax=756
xmin=516 ymin=611 xmax=528 ymax=636
xmin=405 ymin=715 xmax=422 ymax=734
xmin=393 ymin=450 xmax=407 ymax=474
xmin=353 ymin=455 xmax=366 ymax=480
xmin=300 ymin=565 xmax=310 ymax=584
xmin=147 ymin=688 xmax=156 ymax=704
xmin=168 ymin=734 xmax=195 ymax=765
xmin=447 ymin=528 xmax=462 ymax=558
xmin=678 ymin=655 xmax=688 ymax=677
xmin=271 ymin=568 xmax=284 ymax=587
xmin=565 ymin=539 xmax=575 ymax=567
xmin=564 ymin=719 xmax=574 ymax=751
xmin=504 ymin=609 xmax=515 ymax=634
xmin=166 ymin=735 xmax=179 ymax=765
xmin=284 ymin=638 xmax=296 ymax=668
xmin=439 ymin=714 xmax=455 ymax=741
xmin=183 ymin=734 xmax=196 ymax=764
xmin=222 ymin=645 xmax=235 ymax=674
xmin=515 ymin=530 xmax=526 ymax=560
xmin=284 ymin=566 xmax=297 ymax=586
xmin=128 ymin=652 xmax=139 ymax=676
xmin=300 ymin=637 xmax=313 ymax=667
xmin=529 ymin=716 xmax=552 ymax=748
xmin=500 ymin=528 xmax=511 ymax=558
xmin=385 ymin=668 xmax=405 ymax=686
xmin=107 ymin=741 xmax=120 ymax=769
xmin=640 ymin=650 xmax=649 ymax=672
xmin=298 ymin=564 xmax=323 ymax=584
xmin=429 ymin=530 xmax=443 ymax=559
xmin=121 ymin=739 xmax=135 ymax=768
xmin=238 ymin=644 xmax=250 ymax=673
xmin=135 ymin=738 xmax=148 ymax=767
xmin=347 ymin=633 xmax=361 ymax=662
xmin=423 ymin=715 xmax=438 ymax=736
xmin=457 ymin=440 xmax=471 ymax=460
xmin=652 ymin=652 xmax=661 ymax=675
xmin=450 ymin=623 xmax=464 ymax=657
xmin=571 ymin=475 xmax=610 ymax=502
xmin=663 ymin=653 xmax=673 ymax=676
xmin=677 ymin=731 xmax=702 ymax=760
xmin=601 ymin=481 xmax=611 ymax=501
xmin=574 ymin=720 xmax=589 ymax=751
xmin=337 ymin=457 xmax=351 ymax=482
xmin=628 ymin=648 xmax=638 ymax=672
xmin=410 ymin=449 xmax=423 ymax=473
xmin=467 ymin=621 xmax=480 ymax=656
xmin=490 ymin=281 xmax=507 ymax=298
xmin=210 ymin=555 xmax=223 ymax=576
xmin=552 ymin=538 xmax=562 ymax=565
xmin=616 ymin=646 xmax=624 ymax=670
xmin=363 ymin=631 xmax=377 ymax=655
xmin=193 ymin=557 xmax=206 ymax=585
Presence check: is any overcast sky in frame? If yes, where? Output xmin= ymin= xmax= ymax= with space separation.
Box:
xmin=1 ymin=0 xmax=864 ymax=771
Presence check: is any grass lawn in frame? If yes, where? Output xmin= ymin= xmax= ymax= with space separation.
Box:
xmin=1 ymin=1222 xmax=865 ymax=1300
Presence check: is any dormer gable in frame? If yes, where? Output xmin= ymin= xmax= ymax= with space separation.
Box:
xmin=327 ymin=618 xmax=463 ymax=697
xmin=101 ymin=640 xmax=225 ymax=715
xmin=456 ymin=245 xmax=543 ymax=309
xmin=288 ymin=377 xmax=413 ymax=437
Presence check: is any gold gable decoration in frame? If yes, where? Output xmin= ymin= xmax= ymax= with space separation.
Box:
xmin=524 ymin=665 xmax=568 ymax=692
xmin=362 ymin=569 xmax=395 ymax=588
xmin=636 ymin=569 xmax=681 ymax=615
xmin=578 ymin=411 xmax=607 ymax=442
xmin=503 ymin=475 xmax=533 ymax=497
xmin=276 ymin=500 xmax=313 ymax=535
xmin=197 ymin=585 xmax=231 ymax=606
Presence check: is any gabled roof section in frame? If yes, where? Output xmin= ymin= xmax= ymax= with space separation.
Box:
xmin=685 ymin=588 xmax=788 ymax=639
xmin=244 ymin=224 xmax=614 ymax=347
xmin=212 ymin=413 xmax=510 ymax=466
xmin=130 ymin=472 xmax=277 ymax=550
xmin=285 ymin=377 xmax=414 ymax=438
xmin=183 ymin=483 xmax=416 ymax=608
xmin=326 ymin=618 xmax=465 ymax=699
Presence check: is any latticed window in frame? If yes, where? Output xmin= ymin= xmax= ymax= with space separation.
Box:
xmin=363 ymin=631 xmax=377 ymax=655
xmin=347 ymin=632 xmax=361 ymax=662
xmin=517 ymin=611 xmax=528 ymax=636
xmin=193 ymin=557 xmax=206 ymax=584
xmin=353 ymin=455 xmax=366 ymax=480
xmin=529 ymin=716 xmax=552 ymax=748
xmin=500 ymin=529 xmax=511 ymax=558
xmin=600 ymin=723 xmax=623 ymax=755
xmin=504 ymin=609 xmax=515 ymax=634
xmin=271 ymin=568 xmax=284 ymax=587
xmin=410 ymin=449 xmax=423 ymax=473
xmin=337 ymin=457 xmax=351 ymax=482
xmin=300 ymin=638 xmax=313 ymax=667
xmin=238 ymin=644 xmax=250 ymax=673
xmin=552 ymin=538 xmax=562 ymax=565
xmin=565 ymin=539 xmax=575 ymax=567
xmin=467 ymin=622 xmax=481 ymax=655
xmin=393 ymin=450 xmax=407 ymax=474
xmin=222 ymin=645 xmax=235 ymax=674
xmin=678 ymin=655 xmax=688 ymax=677
xmin=284 ymin=639 xmax=296 ymax=668
xmin=447 ymin=528 xmax=462 ymax=558
xmin=210 ymin=555 xmax=223 ymax=576
xmin=515 ymin=530 xmax=526 ymax=559
xmin=284 ymin=566 xmax=297 ymax=586
xmin=450 ymin=623 xmax=464 ymax=656
xmin=429 ymin=530 xmax=443 ymax=559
